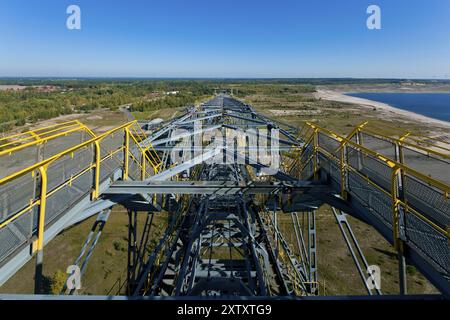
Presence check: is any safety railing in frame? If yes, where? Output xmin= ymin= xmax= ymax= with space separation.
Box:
xmin=285 ymin=133 xmax=315 ymax=180
xmin=0 ymin=121 xmax=96 ymax=180
xmin=360 ymin=122 xmax=450 ymax=154
xmin=292 ymin=122 xmax=450 ymax=276
xmin=0 ymin=120 xmax=94 ymax=149
xmin=337 ymin=122 xmax=450 ymax=185
xmin=0 ymin=120 xmax=161 ymax=265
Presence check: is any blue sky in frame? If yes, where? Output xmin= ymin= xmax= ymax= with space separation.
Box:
xmin=0 ymin=0 xmax=449 ymax=78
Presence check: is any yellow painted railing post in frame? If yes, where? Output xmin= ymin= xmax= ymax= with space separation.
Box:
xmin=141 ymin=149 xmax=146 ymax=180
xmin=391 ymin=167 xmax=402 ymax=250
xmin=34 ymin=165 xmax=48 ymax=294
xmin=92 ymin=140 xmax=101 ymax=199
xmin=340 ymin=141 xmax=347 ymax=199
xmin=313 ymin=128 xmax=319 ymax=181
xmin=345 ymin=121 xmax=368 ymax=141
xmin=355 ymin=128 xmax=364 ymax=170
xmin=36 ymin=165 xmax=48 ymax=252
xmin=396 ymin=138 xmax=407 ymax=202
xmin=123 ymin=128 xmax=130 ymax=180
xmin=391 ymin=166 xmax=407 ymax=294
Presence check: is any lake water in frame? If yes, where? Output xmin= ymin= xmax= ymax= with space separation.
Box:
xmin=346 ymin=92 xmax=450 ymax=122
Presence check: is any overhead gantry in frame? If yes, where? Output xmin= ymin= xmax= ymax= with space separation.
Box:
xmin=0 ymin=95 xmax=449 ymax=299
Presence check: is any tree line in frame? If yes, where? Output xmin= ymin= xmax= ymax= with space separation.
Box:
xmin=0 ymin=79 xmax=324 ymax=132
xmin=0 ymin=80 xmax=215 ymax=132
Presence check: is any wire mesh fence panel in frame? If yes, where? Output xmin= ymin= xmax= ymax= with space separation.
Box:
xmin=317 ymin=132 xmax=340 ymax=157
xmin=128 ymin=155 xmax=142 ymax=181
xmin=404 ymin=211 xmax=450 ymax=276
xmin=97 ymin=131 xmax=126 ymax=181
xmin=300 ymin=144 xmax=313 ymax=164
xmin=146 ymin=149 xmax=160 ymax=175
xmin=0 ymin=171 xmax=36 ymax=222
xmin=100 ymin=133 xmax=125 ymax=158
xmin=402 ymin=145 xmax=450 ymax=185
xmin=46 ymin=146 xmax=94 ymax=192
xmin=403 ymin=174 xmax=449 ymax=228
xmin=0 ymin=206 xmax=37 ymax=264
xmin=128 ymin=138 xmax=143 ymax=180
xmin=100 ymin=154 xmax=123 ymax=182
xmin=299 ymin=160 xmax=314 ymax=180
xmin=296 ymin=143 xmax=314 ymax=179
xmin=317 ymin=152 xmax=340 ymax=187
xmin=0 ymin=145 xmax=39 ymax=180
xmin=360 ymin=132 xmax=397 ymax=160
xmin=42 ymin=131 xmax=88 ymax=159
xmin=330 ymin=156 xmax=340 ymax=184
xmin=347 ymin=170 xmax=393 ymax=228
xmin=346 ymin=145 xmax=392 ymax=192
xmin=45 ymin=169 xmax=93 ymax=226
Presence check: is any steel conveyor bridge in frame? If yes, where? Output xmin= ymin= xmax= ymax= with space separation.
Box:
xmin=0 ymin=95 xmax=449 ymax=299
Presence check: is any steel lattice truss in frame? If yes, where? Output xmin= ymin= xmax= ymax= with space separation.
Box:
xmin=0 ymin=95 xmax=449 ymax=299
xmin=124 ymin=96 xmax=319 ymax=297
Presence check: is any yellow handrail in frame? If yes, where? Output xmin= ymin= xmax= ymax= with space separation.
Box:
xmin=0 ymin=121 xmax=95 ymax=155
xmin=293 ymin=122 xmax=450 ymax=245
xmin=363 ymin=121 xmax=450 ymax=152
xmin=0 ymin=121 xmax=135 ymax=185
xmin=0 ymin=120 xmax=83 ymax=143
xmin=0 ymin=122 xmax=138 ymax=230
xmin=306 ymin=121 xmax=450 ymax=192
xmin=358 ymin=127 xmax=450 ymax=160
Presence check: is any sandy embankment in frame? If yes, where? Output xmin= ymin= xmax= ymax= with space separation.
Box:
xmin=314 ymin=89 xmax=450 ymax=129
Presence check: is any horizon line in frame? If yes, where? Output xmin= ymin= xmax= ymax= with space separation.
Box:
xmin=1 ymin=76 xmax=450 ymax=81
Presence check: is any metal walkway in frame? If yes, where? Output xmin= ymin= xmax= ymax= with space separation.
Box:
xmin=0 ymin=95 xmax=449 ymax=298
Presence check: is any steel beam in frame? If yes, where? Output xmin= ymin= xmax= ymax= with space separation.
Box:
xmin=106 ymin=180 xmax=313 ymax=195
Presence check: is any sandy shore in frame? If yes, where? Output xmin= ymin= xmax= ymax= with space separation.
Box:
xmin=314 ymin=89 xmax=450 ymax=129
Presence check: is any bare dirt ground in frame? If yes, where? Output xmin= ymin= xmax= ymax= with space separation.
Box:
xmin=269 ymin=109 xmax=322 ymax=116
xmin=2 ymin=109 xmax=130 ymax=137
xmin=0 ymin=85 xmax=28 ymax=91
xmin=315 ymin=89 xmax=450 ymax=130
